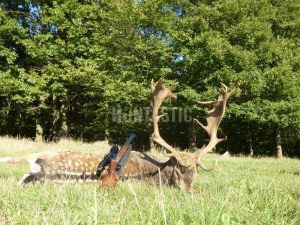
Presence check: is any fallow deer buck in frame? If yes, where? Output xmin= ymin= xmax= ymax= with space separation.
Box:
xmin=0 ymin=80 xmax=233 ymax=193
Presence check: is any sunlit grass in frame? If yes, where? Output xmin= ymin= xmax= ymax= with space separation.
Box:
xmin=0 ymin=137 xmax=299 ymax=224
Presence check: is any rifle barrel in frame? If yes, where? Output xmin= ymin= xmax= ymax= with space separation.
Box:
xmin=125 ymin=134 xmax=136 ymax=145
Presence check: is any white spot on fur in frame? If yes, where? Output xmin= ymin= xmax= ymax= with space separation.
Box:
xmin=68 ymin=160 xmax=72 ymax=167
xmin=27 ymin=158 xmax=41 ymax=173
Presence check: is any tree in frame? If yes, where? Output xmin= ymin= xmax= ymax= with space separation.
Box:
xmin=0 ymin=0 xmax=298 ymax=156
xmin=170 ymin=0 xmax=300 ymax=156
xmin=0 ymin=2 xmax=44 ymax=138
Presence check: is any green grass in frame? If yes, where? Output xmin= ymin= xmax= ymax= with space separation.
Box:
xmin=0 ymin=137 xmax=299 ymax=225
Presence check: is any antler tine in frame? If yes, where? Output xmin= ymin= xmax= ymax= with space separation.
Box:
xmin=157 ymin=113 xmax=168 ymax=121
xmin=221 ymin=82 xmax=236 ymax=97
xmin=220 ymin=83 xmax=228 ymax=92
xmin=151 ymin=79 xmax=155 ymax=92
xmin=193 ymin=118 xmax=209 ymax=135
xmin=197 ymin=100 xmax=219 ymax=105
xmin=151 ymin=79 xmax=161 ymax=92
xmin=163 ymin=149 xmax=174 ymax=157
xmin=194 ymin=83 xmax=233 ymax=167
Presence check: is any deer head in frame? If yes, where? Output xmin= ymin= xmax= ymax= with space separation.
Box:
xmin=150 ymin=80 xmax=233 ymax=193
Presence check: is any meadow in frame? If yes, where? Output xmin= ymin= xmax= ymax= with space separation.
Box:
xmin=0 ymin=137 xmax=299 ymax=225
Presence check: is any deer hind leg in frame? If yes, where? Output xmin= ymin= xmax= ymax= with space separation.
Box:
xmin=18 ymin=172 xmax=43 ymax=185
xmin=18 ymin=158 xmax=44 ymax=185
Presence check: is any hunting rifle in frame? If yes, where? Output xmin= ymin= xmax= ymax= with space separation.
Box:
xmin=97 ymin=134 xmax=136 ymax=188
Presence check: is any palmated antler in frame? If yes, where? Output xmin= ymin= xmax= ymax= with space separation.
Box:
xmin=151 ymin=80 xmax=233 ymax=170
xmin=193 ymin=83 xmax=234 ymax=167
xmin=151 ymin=80 xmax=196 ymax=168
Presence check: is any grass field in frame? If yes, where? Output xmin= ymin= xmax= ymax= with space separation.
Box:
xmin=0 ymin=137 xmax=299 ymax=225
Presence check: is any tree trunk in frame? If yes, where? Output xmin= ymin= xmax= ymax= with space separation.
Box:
xmin=35 ymin=121 xmax=43 ymax=141
xmin=188 ymin=121 xmax=197 ymax=151
xmin=104 ymin=103 xmax=110 ymax=140
xmin=149 ymin=127 xmax=155 ymax=153
xmin=276 ymin=126 xmax=283 ymax=159
xmin=35 ymin=96 xmax=45 ymax=141
xmin=52 ymin=95 xmax=67 ymax=141
xmin=249 ymin=136 xmax=254 ymax=156
xmin=149 ymin=137 xmax=155 ymax=152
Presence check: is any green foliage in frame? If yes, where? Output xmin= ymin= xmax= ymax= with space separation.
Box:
xmin=0 ymin=0 xmax=299 ymax=155
xmin=171 ymin=0 xmax=299 ymax=155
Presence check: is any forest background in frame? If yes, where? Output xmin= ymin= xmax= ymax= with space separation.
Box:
xmin=0 ymin=0 xmax=299 ymax=157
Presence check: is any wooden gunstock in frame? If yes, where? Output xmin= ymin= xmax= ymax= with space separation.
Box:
xmin=99 ymin=143 xmax=132 ymax=189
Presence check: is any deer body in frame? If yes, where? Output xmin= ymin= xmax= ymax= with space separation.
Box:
xmin=1 ymin=150 xmax=196 ymax=192
xmin=9 ymin=151 xmax=103 ymax=184
xmin=0 ymin=80 xmax=233 ymax=193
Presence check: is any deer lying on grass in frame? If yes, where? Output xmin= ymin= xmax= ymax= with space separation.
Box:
xmin=0 ymin=80 xmax=233 ymax=193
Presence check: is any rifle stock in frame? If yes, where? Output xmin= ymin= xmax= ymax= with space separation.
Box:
xmin=99 ymin=134 xmax=135 ymax=189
